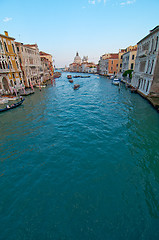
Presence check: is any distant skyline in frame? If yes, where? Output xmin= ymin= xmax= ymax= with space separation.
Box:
xmin=1 ymin=0 xmax=159 ymax=67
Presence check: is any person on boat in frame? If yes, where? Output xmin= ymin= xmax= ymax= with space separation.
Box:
xmin=6 ymin=105 xmax=10 ymax=109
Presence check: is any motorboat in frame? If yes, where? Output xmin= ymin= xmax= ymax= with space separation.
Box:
xmin=74 ymin=84 xmax=80 ymax=90
xmin=112 ymin=78 xmax=120 ymax=86
xmin=69 ymin=79 xmax=73 ymax=83
xmin=67 ymin=75 xmax=72 ymax=79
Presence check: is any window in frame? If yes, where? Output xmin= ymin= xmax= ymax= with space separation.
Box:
xmin=146 ymin=81 xmax=149 ymax=92
xmin=150 ymin=60 xmax=154 ymax=74
xmin=151 ymin=39 xmax=154 ymax=52
xmin=132 ymin=55 xmax=134 ymax=60
xmin=120 ymin=63 xmax=122 ymax=68
xmin=9 ymin=60 xmax=12 ymax=69
xmin=143 ymin=79 xmax=146 ymax=90
xmin=17 ymin=46 xmax=19 ymax=52
xmin=0 ymin=41 xmax=3 ymax=51
xmin=155 ymin=36 xmax=158 ymax=52
xmin=4 ymin=41 xmax=8 ymax=52
xmin=131 ymin=63 xmax=134 ymax=70
xmin=112 ymin=61 xmax=113 ymax=64
xmin=2 ymin=61 xmax=6 ymax=69
xmin=0 ymin=62 xmax=2 ymax=69
xmin=16 ymin=61 xmax=19 ymax=69
xmin=12 ymin=44 xmax=15 ymax=53
xmin=146 ymin=60 xmax=150 ymax=73
xmin=13 ymin=73 xmax=15 ymax=79
xmin=121 ymin=56 xmax=123 ymax=59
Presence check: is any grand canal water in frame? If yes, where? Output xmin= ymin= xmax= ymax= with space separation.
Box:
xmin=0 ymin=73 xmax=159 ymax=240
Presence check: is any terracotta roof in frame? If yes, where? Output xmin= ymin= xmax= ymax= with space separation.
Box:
xmin=40 ymin=51 xmax=52 ymax=56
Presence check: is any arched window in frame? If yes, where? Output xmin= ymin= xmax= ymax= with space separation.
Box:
xmin=146 ymin=81 xmax=150 ymax=92
xmin=2 ymin=61 xmax=6 ymax=69
xmin=150 ymin=60 xmax=154 ymax=74
xmin=155 ymin=36 xmax=158 ymax=52
xmin=0 ymin=41 xmax=3 ymax=51
xmin=12 ymin=43 xmax=15 ymax=53
xmin=16 ymin=61 xmax=19 ymax=69
xmin=143 ymin=79 xmax=146 ymax=90
xmin=146 ymin=60 xmax=150 ymax=73
xmin=9 ymin=60 xmax=12 ymax=69
xmin=5 ymin=61 xmax=8 ymax=69
xmin=4 ymin=41 xmax=8 ymax=52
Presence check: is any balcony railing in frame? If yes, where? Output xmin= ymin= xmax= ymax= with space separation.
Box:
xmin=0 ymin=68 xmax=10 ymax=73
xmin=138 ymin=50 xmax=148 ymax=58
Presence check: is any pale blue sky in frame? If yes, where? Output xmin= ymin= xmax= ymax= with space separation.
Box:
xmin=1 ymin=0 xmax=159 ymax=67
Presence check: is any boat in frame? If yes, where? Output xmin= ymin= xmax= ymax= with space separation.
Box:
xmin=74 ymin=84 xmax=80 ymax=90
xmin=0 ymin=98 xmax=25 ymax=113
xmin=112 ymin=78 xmax=120 ymax=86
xmin=130 ymin=87 xmax=137 ymax=93
xmin=80 ymin=76 xmax=90 ymax=78
xmin=35 ymin=85 xmax=46 ymax=88
xmin=67 ymin=75 xmax=72 ymax=79
xmin=69 ymin=79 xmax=73 ymax=83
xmin=73 ymin=75 xmax=81 ymax=78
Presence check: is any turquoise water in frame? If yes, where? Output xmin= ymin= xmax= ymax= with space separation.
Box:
xmin=0 ymin=73 xmax=159 ymax=240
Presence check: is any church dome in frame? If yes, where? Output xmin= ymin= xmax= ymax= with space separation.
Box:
xmin=74 ymin=52 xmax=81 ymax=64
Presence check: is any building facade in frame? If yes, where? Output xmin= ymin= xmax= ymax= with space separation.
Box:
xmin=0 ymin=31 xmax=24 ymax=94
xmin=122 ymin=47 xmax=137 ymax=73
xmin=16 ymin=43 xmax=43 ymax=87
xmin=131 ymin=26 xmax=159 ymax=96
xmin=99 ymin=53 xmax=118 ymax=76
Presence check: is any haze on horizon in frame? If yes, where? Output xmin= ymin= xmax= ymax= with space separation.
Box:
xmin=1 ymin=0 xmax=159 ymax=67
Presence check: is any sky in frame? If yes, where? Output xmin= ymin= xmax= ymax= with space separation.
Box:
xmin=0 ymin=0 xmax=159 ymax=67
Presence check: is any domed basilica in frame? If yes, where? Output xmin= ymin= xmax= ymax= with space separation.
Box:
xmin=74 ymin=52 xmax=81 ymax=64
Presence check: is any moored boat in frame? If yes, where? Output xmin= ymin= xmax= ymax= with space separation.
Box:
xmin=112 ymin=78 xmax=120 ymax=85
xmin=0 ymin=98 xmax=25 ymax=113
xmin=130 ymin=87 xmax=137 ymax=93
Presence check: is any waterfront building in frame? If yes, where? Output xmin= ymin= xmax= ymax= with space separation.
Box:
xmin=16 ymin=43 xmax=43 ymax=87
xmin=81 ymin=62 xmax=96 ymax=73
xmin=39 ymin=51 xmax=54 ymax=78
xmin=0 ymin=31 xmax=24 ymax=94
xmin=117 ymin=49 xmax=126 ymax=78
xmin=131 ymin=26 xmax=159 ymax=96
xmin=40 ymin=56 xmax=52 ymax=83
xmin=121 ymin=45 xmax=137 ymax=74
xmin=99 ymin=53 xmax=118 ymax=76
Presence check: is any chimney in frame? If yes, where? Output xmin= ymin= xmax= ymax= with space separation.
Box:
xmin=4 ymin=31 xmax=8 ymax=37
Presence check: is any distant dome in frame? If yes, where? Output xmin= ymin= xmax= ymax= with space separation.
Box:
xmin=74 ymin=52 xmax=81 ymax=64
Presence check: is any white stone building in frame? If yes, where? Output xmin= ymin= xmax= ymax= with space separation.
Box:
xmin=16 ymin=43 xmax=43 ymax=87
xmin=131 ymin=26 xmax=159 ymax=96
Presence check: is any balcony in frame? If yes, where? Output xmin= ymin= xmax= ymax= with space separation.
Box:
xmin=0 ymin=68 xmax=10 ymax=73
xmin=138 ymin=50 xmax=148 ymax=58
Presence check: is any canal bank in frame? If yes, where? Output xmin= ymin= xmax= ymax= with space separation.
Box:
xmin=0 ymin=73 xmax=159 ymax=240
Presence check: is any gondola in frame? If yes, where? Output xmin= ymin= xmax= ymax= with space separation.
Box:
xmin=0 ymin=98 xmax=25 ymax=113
